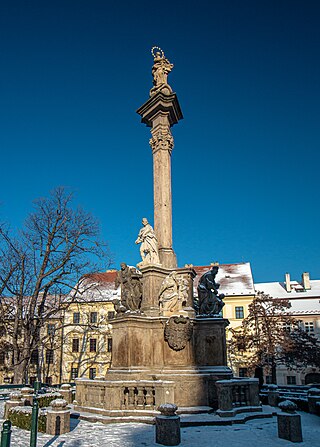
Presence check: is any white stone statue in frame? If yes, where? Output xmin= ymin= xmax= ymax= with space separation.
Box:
xmin=159 ymin=272 xmax=189 ymax=313
xmin=150 ymin=46 xmax=173 ymax=96
xmin=159 ymin=271 xmax=179 ymax=312
xmin=135 ymin=217 xmax=160 ymax=265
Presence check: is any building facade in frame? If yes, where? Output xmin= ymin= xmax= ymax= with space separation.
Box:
xmin=255 ymin=272 xmax=320 ymax=385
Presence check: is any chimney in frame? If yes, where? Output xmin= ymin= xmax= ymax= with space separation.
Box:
xmin=285 ymin=273 xmax=291 ymax=292
xmin=302 ymin=272 xmax=311 ymax=290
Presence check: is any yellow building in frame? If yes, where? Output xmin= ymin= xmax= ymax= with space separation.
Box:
xmin=0 ymin=307 xmax=63 ymax=385
xmin=61 ymin=271 xmax=118 ymax=382
xmin=193 ymin=262 xmax=256 ymax=377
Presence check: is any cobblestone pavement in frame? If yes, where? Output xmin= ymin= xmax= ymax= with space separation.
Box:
xmin=1 ymin=401 xmax=319 ymax=446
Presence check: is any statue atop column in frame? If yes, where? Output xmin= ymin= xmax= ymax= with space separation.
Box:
xmin=114 ymin=263 xmax=143 ymax=313
xmin=135 ymin=218 xmax=160 ymax=266
xmin=150 ymin=46 xmax=174 ymax=96
xmin=197 ymin=265 xmax=225 ymax=316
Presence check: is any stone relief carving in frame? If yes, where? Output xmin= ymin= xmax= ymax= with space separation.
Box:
xmin=114 ymin=263 xmax=143 ymax=312
xmin=149 ymin=128 xmax=174 ymax=154
xmin=164 ymin=316 xmax=193 ymax=351
xmin=135 ymin=218 xmax=160 ymax=266
xmin=159 ymin=272 xmax=189 ymax=313
xmin=150 ymin=46 xmax=173 ymax=96
xmin=197 ymin=265 xmax=225 ymax=316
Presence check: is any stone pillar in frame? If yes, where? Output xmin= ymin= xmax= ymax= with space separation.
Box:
xmin=247 ymin=379 xmax=260 ymax=406
xmin=216 ymin=382 xmax=233 ymax=412
xmin=267 ymin=384 xmax=279 ymax=407
xmin=137 ymin=92 xmax=183 ymax=269
xmin=59 ymin=384 xmax=73 ymax=404
xmin=21 ymin=387 xmax=34 ymax=406
xmin=155 ymin=403 xmax=180 ymax=446
xmin=46 ymin=399 xmax=70 ymax=436
xmin=307 ymin=388 xmax=320 ymax=414
xmin=277 ymin=400 xmax=303 ymax=443
xmin=4 ymin=392 xmax=23 ymax=419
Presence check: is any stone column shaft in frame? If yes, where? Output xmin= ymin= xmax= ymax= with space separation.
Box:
xmin=137 ymin=91 xmax=183 ymax=268
xmin=150 ymin=114 xmax=176 ymax=268
xmin=151 ymin=120 xmax=173 ymax=249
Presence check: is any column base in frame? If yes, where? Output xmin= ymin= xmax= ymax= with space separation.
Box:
xmin=159 ymin=248 xmax=177 ymax=269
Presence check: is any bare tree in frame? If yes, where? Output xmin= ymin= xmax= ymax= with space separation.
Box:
xmin=228 ymin=291 xmax=320 ymax=384
xmin=0 ymin=187 xmax=111 ymax=383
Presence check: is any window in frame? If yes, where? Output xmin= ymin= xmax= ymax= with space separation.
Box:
xmin=89 ymin=338 xmax=97 ymax=352
xmin=72 ymin=339 xmax=80 ymax=353
xmin=305 ymin=322 xmax=314 ymax=333
xmin=239 ymin=367 xmax=248 ymax=378
xmin=265 ymin=375 xmax=272 ymax=384
xmin=107 ymin=338 xmax=112 ymax=352
xmin=89 ymin=368 xmax=96 ymax=380
xmin=235 ymin=306 xmax=244 ymax=319
xmin=71 ymin=367 xmax=78 ymax=379
xmin=90 ymin=312 xmax=98 ymax=324
xmin=108 ymin=311 xmax=115 ymax=320
xmin=30 ymin=349 xmax=39 ymax=365
xmin=287 ymin=376 xmax=297 ymax=385
xmin=0 ymin=352 xmax=5 ymax=365
xmin=47 ymin=324 xmax=55 ymax=336
xmin=45 ymin=349 xmax=54 ymax=364
xmin=73 ymin=312 xmax=80 ymax=324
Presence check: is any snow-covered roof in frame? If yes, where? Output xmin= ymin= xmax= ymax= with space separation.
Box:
xmin=255 ymin=280 xmax=320 ymax=316
xmin=70 ymin=270 xmax=120 ymax=303
xmin=255 ymin=280 xmax=320 ymax=299
xmin=193 ymin=263 xmax=255 ymax=297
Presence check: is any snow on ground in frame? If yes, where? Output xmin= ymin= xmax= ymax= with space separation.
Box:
xmin=0 ymin=401 xmax=319 ymax=447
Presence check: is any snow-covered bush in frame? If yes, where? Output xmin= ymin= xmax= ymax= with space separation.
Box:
xmin=8 ymin=406 xmax=47 ymax=432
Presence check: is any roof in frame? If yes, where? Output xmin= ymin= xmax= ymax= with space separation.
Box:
xmin=193 ymin=263 xmax=255 ymax=297
xmin=70 ymin=270 xmax=120 ymax=303
xmin=255 ymin=280 xmax=320 ymax=316
xmin=255 ymin=280 xmax=320 ymax=299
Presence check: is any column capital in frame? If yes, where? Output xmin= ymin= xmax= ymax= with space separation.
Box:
xmin=136 ymin=91 xmax=183 ymax=128
xmin=149 ymin=127 xmax=174 ymax=155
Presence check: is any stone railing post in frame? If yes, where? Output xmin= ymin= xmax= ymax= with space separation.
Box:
xmin=21 ymin=387 xmax=34 ymax=406
xmin=46 ymin=399 xmax=70 ymax=436
xmin=247 ymin=379 xmax=260 ymax=406
xmin=267 ymin=384 xmax=279 ymax=407
xmin=216 ymin=382 xmax=233 ymax=411
xmin=277 ymin=400 xmax=303 ymax=443
xmin=155 ymin=403 xmax=180 ymax=446
xmin=4 ymin=392 xmax=23 ymax=419
xmin=307 ymin=388 xmax=320 ymax=415
xmin=59 ymin=384 xmax=73 ymax=404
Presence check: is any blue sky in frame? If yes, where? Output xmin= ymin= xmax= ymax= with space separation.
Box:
xmin=0 ymin=0 xmax=319 ymax=282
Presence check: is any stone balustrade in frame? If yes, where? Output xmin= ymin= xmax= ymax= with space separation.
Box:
xmin=74 ymin=378 xmax=175 ymax=415
xmin=216 ymin=378 xmax=261 ymax=417
xmin=123 ymin=385 xmax=156 ymax=410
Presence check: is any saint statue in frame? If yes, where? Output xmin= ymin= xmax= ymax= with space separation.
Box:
xmin=150 ymin=47 xmax=174 ymax=96
xmin=197 ymin=266 xmax=225 ymax=316
xmin=159 ymin=271 xmax=179 ymax=312
xmin=159 ymin=272 xmax=189 ymax=314
xmin=135 ymin=218 xmax=160 ymax=265
xmin=114 ymin=263 xmax=143 ymax=312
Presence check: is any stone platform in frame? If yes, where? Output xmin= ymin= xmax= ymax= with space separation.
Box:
xmin=72 ymin=405 xmax=276 ymax=426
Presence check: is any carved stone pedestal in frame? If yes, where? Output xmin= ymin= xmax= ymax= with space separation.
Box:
xmin=75 ymin=314 xmax=232 ymax=414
